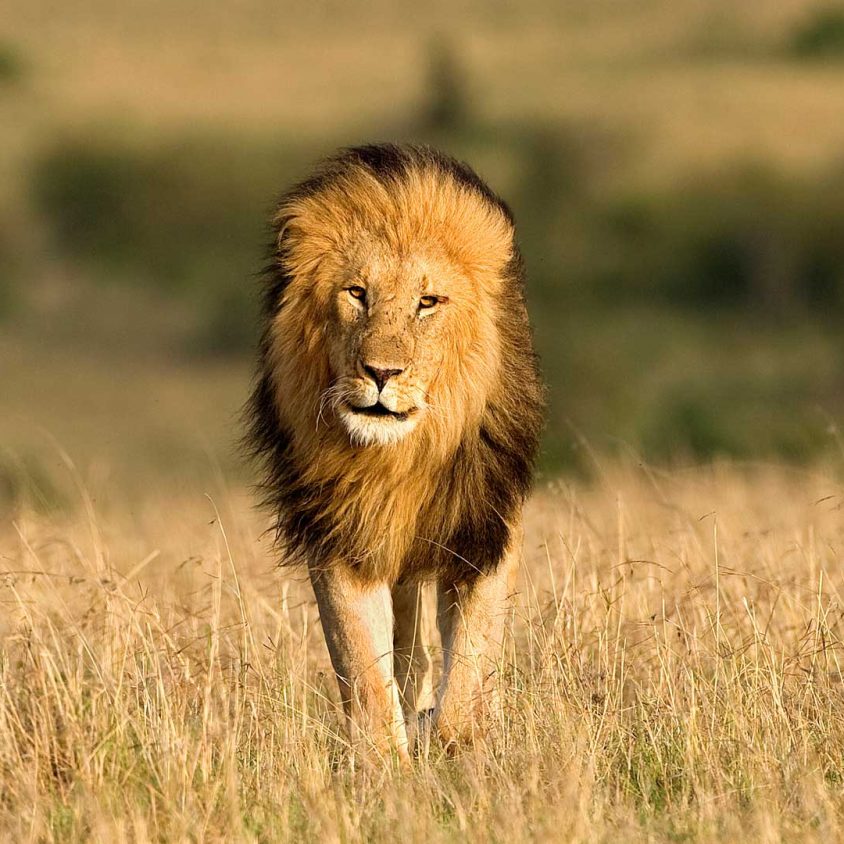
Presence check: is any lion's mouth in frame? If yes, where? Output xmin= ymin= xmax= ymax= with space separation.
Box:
xmin=346 ymin=402 xmax=416 ymax=421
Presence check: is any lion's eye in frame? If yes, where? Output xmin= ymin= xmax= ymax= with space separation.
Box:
xmin=419 ymin=295 xmax=439 ymax=310
xmin=347 ymin=286 xmax=367 ymax=303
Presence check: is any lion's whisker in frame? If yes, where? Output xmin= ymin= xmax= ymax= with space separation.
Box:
xmin=316 ymin=383 xmax=345 ymax=431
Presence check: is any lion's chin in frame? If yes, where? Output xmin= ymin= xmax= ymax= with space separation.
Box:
xmin=339 ymin=406 xmax=420 ymax=447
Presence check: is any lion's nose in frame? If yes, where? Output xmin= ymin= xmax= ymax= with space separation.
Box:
xmin=363 ymin=364 xmax=404 ymax=392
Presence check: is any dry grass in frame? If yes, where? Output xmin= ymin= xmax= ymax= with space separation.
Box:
xmin=2 ymin=455 xmax=844 ymax=841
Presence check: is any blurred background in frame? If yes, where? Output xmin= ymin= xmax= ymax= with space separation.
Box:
xmin=2 ymin=0 xmax=844 ymax=511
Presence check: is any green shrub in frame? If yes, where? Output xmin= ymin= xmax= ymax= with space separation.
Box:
xmin=0 ymin=42 xmax=24 ymax=84
xmin=789 ymin=7 xmax=844 ymax=59
xmin=419 ymin=37 xmax=471 ymax=133
xmin=0 ymin=222 xmax=19 ymax=320
xmin=595 ymin=167 xmax=844 ymax=314
xmin=639 ymin=382 xmax=829 ymax=461
xmin=194 ymin=285 xmax=259 ymax=356
xmin=33 ymin=137 xmax=281 ymax=291
xmin=31 ymin=135 xmax=314 ymax=353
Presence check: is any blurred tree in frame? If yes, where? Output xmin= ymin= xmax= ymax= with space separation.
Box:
xmin=789 ymin=7 xmax=844 ymax=59
xmin=420 ymin=37 xmax=470 ymax=133
xmin=0 ymin=42 xmax=24 ymax=85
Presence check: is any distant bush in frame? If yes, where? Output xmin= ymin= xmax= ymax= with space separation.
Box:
xmin=34 ymin=137 xmax=277 ymax=290
xmin=789 ymin=7 xmax=844 ymax=59
xmin=0 ymin=281 xmax=12 ymax=321
xmin=420 ymin=38 xmax=471 ymax=133
xmin=639 ymin=380 xmax=829 ymax=461
xmin=594 ymin=167 xmax=844 ymax=315
xmin=195 ymin=284 xmax=260 ymax=356
xmin=0 ymin=42 xmax=24 ymax=85
xmin=32 ymin=135 xmax=313 ymax=353
xmin=31 ymin=125 xmax=844 ymax=334
xmin=0 ymin=223 xmax=19 ymax=320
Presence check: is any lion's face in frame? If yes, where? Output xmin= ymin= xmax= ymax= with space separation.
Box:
xmin=326 ymin=250 xmax=465 ymax=447
xmin=270 ymin=153 xmax=517 ymax=455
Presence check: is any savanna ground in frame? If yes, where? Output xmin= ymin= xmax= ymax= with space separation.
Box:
xmin=2 ymin=451 xmax=844 ymax=842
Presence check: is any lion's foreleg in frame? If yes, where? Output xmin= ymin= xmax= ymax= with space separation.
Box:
xmin=309 ymin=564 xmax=409 ymax=762
xmin=392 ymin=581 xmax=435 ymax=747
xmin=433 ymin=538 xmax=519 ymax=748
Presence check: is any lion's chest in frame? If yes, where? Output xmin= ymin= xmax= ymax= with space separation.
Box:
xmin=316 ymin=466 xmax=447 ymax=583
xmin=285 ymin=430 xmax=515 ymax=585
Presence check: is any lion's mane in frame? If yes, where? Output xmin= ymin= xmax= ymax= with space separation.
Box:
xmin=246 ymin=144 xmax=545 ymax=585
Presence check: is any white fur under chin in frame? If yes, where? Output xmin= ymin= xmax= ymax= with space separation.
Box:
xmin=339 ymin=411 xmax=419 ymax=447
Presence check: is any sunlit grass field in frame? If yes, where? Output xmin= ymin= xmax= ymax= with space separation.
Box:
xmin=3 ymin=453 xmax=844 ymax=841
xmin=3 ymin=1 xmax=844 ymax=839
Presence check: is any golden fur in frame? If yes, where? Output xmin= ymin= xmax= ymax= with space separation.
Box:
xmin=246 ymin=144 xmax=544 ymax=587
xmin=246 ymin=143 xmax=545 ymax=754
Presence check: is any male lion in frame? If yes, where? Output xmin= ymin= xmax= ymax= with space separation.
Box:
xmin=246 ymin=143 xmax=544 ymax=759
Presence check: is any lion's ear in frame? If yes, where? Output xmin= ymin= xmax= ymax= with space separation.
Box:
xmin=259 ymin=204 xmax=303 ymax=317
xmin=272 ymin=205 xmax=296 ymax=257
xmin=268 ymin=197 xmax=342 ymax=311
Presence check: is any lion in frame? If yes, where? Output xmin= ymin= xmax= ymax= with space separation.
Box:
xmin=246 ymin=143 xmax=545 ymax=760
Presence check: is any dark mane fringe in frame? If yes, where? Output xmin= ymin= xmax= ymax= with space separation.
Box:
xmin=243 ymin=143 xmax=544 ymax=583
